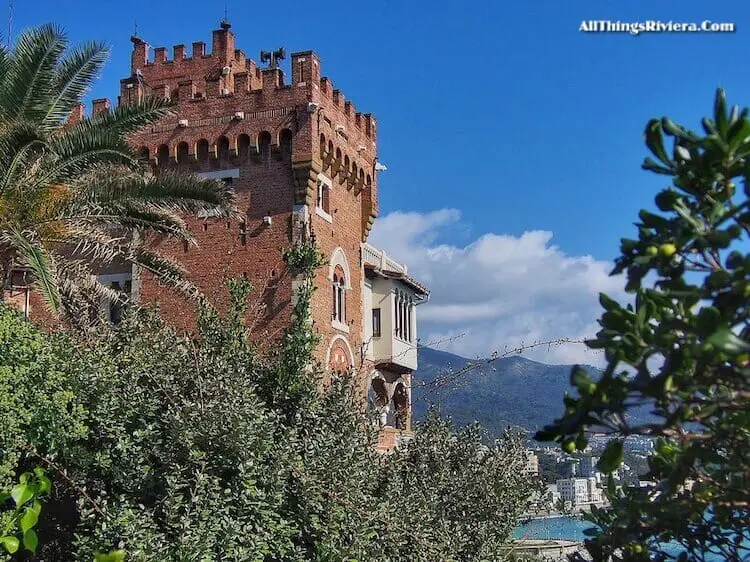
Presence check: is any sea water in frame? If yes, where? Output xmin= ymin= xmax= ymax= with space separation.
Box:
xmin=513 ymin=516 xmax=740 ymax=561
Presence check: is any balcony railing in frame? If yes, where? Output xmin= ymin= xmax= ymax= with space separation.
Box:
xmin=362 ymin=243 xmax=407 ymax=274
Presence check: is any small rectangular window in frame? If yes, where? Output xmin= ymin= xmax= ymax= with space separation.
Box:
xmin=317 ymin=178 xmax=331 ymax=216
xmin=372 ymin=308 xmax=381 ymax=337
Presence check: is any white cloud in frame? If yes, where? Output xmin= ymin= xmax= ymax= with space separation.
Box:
xmin=369 ymin=209 xmax=629 ymax=366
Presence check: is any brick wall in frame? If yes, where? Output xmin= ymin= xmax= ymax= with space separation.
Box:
xmin=121 ymin=22 xmax=379 ymax=376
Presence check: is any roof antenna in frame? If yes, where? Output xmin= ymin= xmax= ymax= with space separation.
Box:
xmin=220 ymin=3 xmax=231 ymax=31
xmin=133 ymin=18 xmax=138 ymax=38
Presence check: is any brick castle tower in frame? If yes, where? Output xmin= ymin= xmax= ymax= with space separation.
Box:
xmin=5 ymin=21 xmax=429 ymax=448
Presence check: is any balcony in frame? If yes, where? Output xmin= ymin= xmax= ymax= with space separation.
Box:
xmin=362 ymin=243 xmax=429 ymax=373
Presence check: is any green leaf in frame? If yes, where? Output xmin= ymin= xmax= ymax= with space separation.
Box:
xmin=570 ymin=366 xmax=591 ymax=389
xmin=644 ymin=119 xmax=671 ymax=165
xmin=38 ymin=475 xmax=52 ymax=495
xmin=714 ymin=88 xmax=728 ymax=135
xmin=20 ymin=506 xmax=39 ymax=533
xmin=642 ymin=157 xmax=673 ymax=175
xmin=0 ymin=536 xmax=20 ymax=554
xmin=599 ymin=293 xmax=620 ymax=312
xmin=22 ymin=529 xmax=38 ymax=553
xmin=95 ymin=550 xmax=126 ymax=562
xmin=661 ymin=117 xmax=682 ymax=136
xmin=597 ymin=439 xmax=623 ymax=473
xmin=707 ymin=328 xmax=750 ymax=354
xmin=11 ymin=484 xmax=33 ymax=507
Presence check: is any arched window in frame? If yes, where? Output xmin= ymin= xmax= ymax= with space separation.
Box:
xmin=316 ymin=173 xmax=332 ymax=218
xmin=156 ymin=144 xmax=169 ymax=168
xmin=392 ymin=292 xmax=415 ymax=343
xmin=237 ymin=134 xmax=251 ymax=161
xmin=217 ymin=136 xmax=230 ymax=161
xmin=392 ymin=382 xmax=409 ymax=430
xmin=319 ymin=133 xmax=326 ymax=158
xmin=176 ymin=141 xmax=189 ymax=163
xmin=327 ymin=140 xmax=334 ymax=158
xmin=197 ymin=139 xmax=209 ymax=164
xmin=369 ymin=375 xmax=390 ymax=428
xmin=137 ymin=146 xmax=150 ymax=162
xmin=329 ymin=249 xmax=350 ymax=328
xmin=394 ymin=290 xmax=415 ymax=341
xmin=407 ymin=296 xmax=413 ymax=342
xmin=399 ymin=291 xmax=405 ymax=340
xmin=332 ymin=268 xmax=346 ymax=324
xmin=395 ymin=291 xmax=400 ymax=339
xmin=279 ymin=129 xmax=292 ymax=161
xmin=258 ymin=131 xmax=272 ymax=163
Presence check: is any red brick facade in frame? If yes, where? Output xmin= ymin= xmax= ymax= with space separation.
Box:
xmin=119 ymin=21 xmax=379 ymax=380
xmin=5 ymin=21 xmax=423 ymax=448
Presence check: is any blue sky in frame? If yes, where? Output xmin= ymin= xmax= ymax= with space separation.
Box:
xmin=12 ymin=0 xmax=749 ymax=362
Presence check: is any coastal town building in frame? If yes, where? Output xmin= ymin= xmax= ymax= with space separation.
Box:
xmin=556 ymin=477 xmax=603 ymax=508
xmin=579 ymin=456 xmax=601 ymax=480
xmin=3 ymin=21 xmax=429 ymax=449
xmin=524 ymin=451 xmax=540 ymax=477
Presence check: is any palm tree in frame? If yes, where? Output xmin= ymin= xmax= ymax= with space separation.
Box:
xmin=0 ymin=24 xmax=234 ymax=325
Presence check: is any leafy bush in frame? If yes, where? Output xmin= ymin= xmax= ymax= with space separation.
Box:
xmin=0 ymin=469 xmax=50 ymax=556
xmin=0 ymin=245 xmax=537 ymax=561
xmin=537 ymin=89 xmax=749 ymax=561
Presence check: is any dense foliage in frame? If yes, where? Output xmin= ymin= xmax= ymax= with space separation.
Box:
xmin=0 ymin=24 xmax=233 ymax=325
xmin=537 ymin=89 xmax=749 ymax=561
xmin=0 ymin=249 xmax=536 ymax=560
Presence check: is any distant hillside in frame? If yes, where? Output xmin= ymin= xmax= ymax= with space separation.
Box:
xmin=411 ymin=347 xmax=649 ymax=437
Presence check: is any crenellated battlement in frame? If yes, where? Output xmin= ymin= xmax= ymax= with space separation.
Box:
xmin=121 ymin=23 xmax=376 ymax=142
xmin=108 ymin=20 xmax=379 ymax=239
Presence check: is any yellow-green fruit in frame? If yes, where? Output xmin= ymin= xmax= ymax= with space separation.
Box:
xmin=659 ymin=243 xmax=677 ymax=258
xmin=562 ymin=440 xmax=576 ymax=454
xmin=646 ymin=246 xmax=658 ymax=256
xmin=737 ymin=353 xmax=749 ymax=368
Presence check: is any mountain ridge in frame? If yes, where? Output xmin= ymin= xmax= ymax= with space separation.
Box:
xmin=411 ymin=346 xmax=603 ymax=436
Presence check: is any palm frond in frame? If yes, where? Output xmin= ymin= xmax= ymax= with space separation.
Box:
xmin=0 ymin=24 xmax=67 ymax=123
xmin=43 ymin=40 xmax=110 ymax=128
xmin=42 ymin=226 xmax=126 ymax=266
xmin=77 ymin=168 xmax=235 ymax=218
xmin=76 ymin=95 xmax=175 ymax=136
xmin=0 ymin=44 xmax=8 ymax=83
xmin=55 ymin=259 xmax=125 ymax=329
xmin=0 ymin=120 xmax=48 ymax=198
xmin=5 ymin=225 xmax=61 ymax=312
xmin=32 ymin=131 xmax=138 ymax=192
xmin=0 ymin=25 xmax=227 ymax=319
xmin=46 ymin=204 xmax=195 ymax=244
xmin=57 ymin=259 xmax=125 ymax=302
xmin=129 ymin=248 xmax=199 ymax=299
xmin=43 ymin=231 xmax=199 ymax=300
